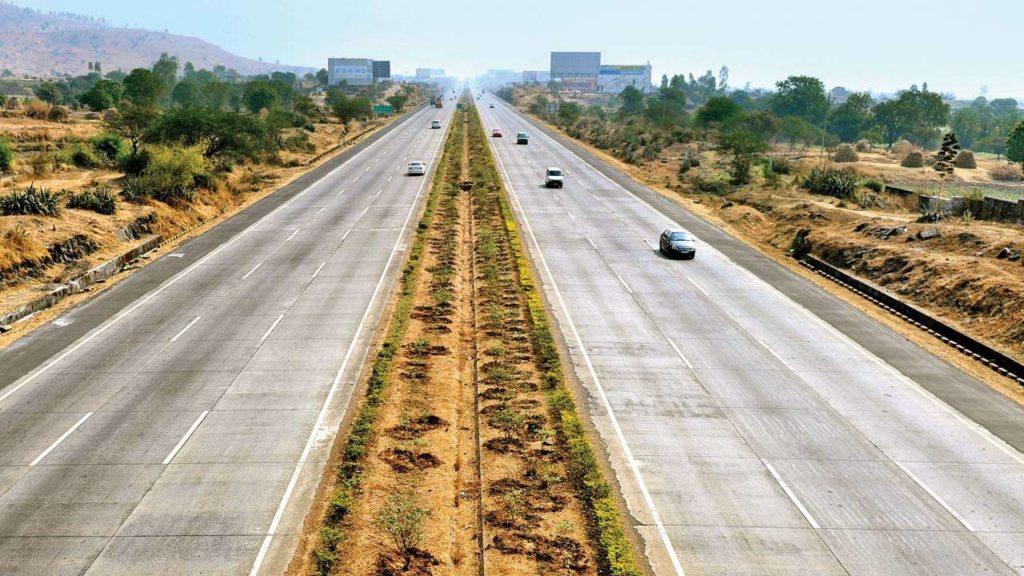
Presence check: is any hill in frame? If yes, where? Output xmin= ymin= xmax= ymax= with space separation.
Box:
xmin=0 ymin=3 xmax=315 ymax=78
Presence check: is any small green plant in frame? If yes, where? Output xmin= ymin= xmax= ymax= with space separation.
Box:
xmin=0 ymin=184 xmax=62 ymax=216
xmin=863 ymin=178 xmax=884 ymax=193
xmin=375 ymin=491 xmax=429 ymax=570
xmin=0 ymin=138 xmax=13 ymax=174
xmin=800 ymin=167 xmax=860 ymax=199
xmin=67 ymin=186 xmax=117 ymax=215
xmin=90 ymin=133 xmax=129 ymax=166
xmin=491 ymin=404 xmax=527 ymax=439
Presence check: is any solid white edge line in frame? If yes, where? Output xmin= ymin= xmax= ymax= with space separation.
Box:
xmin=0 ymin=106 xmax=427 ymax=407
xmin=30 ymin=412 xmax=93 ymax=466
xmin=260 ymin=315 xmax=285 ymax=343
xmin=248 ymin=106 xmax=450 ymax=576
xmin=310 ymin=262 xmax=327 ymax=280
xmin=666 ymin=338 xmax=694 ymax=371
xmin=762 ymin=458 xmax=820 ymax=529
xmin=894 ymin=461 xmax=976 ymax=531
xmin=169 ymin=316 xmax=201 ymax=343
xmin=482 ymin=109 xmax=687 ymax=576
xmin=162 ymin=410 xmax=209 ymax=465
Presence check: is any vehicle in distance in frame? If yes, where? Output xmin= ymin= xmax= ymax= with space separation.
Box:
xmin=516 ymin=132 xmax=529 ymax=145
xmin=545 ymin=167 xmax=563 ymax=188
xmin=408 ymin=161 xmax=427 ymax=176
xmin=492 ymin=128 xmax=503 ymax=137
xmin=659 ymin=230 xmax=697 ymax=259
xmin=489 ymin=103 xmax=495 ymax=108
xmin=431 ymin=120 xmax=441 ymax=129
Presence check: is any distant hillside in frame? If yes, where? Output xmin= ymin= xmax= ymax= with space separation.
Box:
xmin=0 ymin=3 xmax=315 ymax=78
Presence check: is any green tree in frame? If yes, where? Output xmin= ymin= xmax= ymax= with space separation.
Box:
xmin=386 ymin=94 xmax=408 ymax=113
xmin=147 ymin=107 xmax=266 ymax=159
xmin=151 ymin=53 xmax=179 ymax=102
xmin=829 ymin=92 xmax=874 ymax=142
xmin=619 ymin=85 xmax=645 ymax=116
xmin=719 ymin=129 xmax=767 ymax=184
xmin=326 ymin=90 xmax=371 ymax=122
xmin=558 ymin=101 xmax=581 ymax=124
xmin=644 ymin=85 xmax=687 ymax=128
xmin=779 ymin=115 xmax=819 ymax=149
xmin=34 ymin=82 xmax=60 ymax=105
xmin=695 ymin=96 xmax=742 ymax=128
xmin=316 ymin=68 xmax=328 ymax=87
xmin=872 ymin=87 xmax=949 ymax=148
xmin=123 ymin=69 xmax=163 ymax=107
xmin=1007 ymin=121 xmax=1024 ymax=166
xmin=242 ymin=80 xmax=277 ymax=113
xmin=106 ymin=103 xmax=159 ymax=155
xmin=171 ymin=80 xmax=199 ymax=108
xmin=78 ymin=79 xmax=123 ymax=111
xmin=769 ymin=76 xmax=828 ymax=124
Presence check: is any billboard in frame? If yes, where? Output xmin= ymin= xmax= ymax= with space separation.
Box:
xmin=598 ymin=64 xmax=652 ymax=94
xmin=327 ymin=58 xmax=374 ymax=86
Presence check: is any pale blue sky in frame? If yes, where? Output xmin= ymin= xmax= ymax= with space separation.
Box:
xmin=17 ymin=0 xmax=1024 ymax=98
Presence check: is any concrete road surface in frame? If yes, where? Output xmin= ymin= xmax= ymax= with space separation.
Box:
xmin=477 ymin=94 xmax=1024 ymax=576
xmin=0 ymin=101 xmax=454 ymax=575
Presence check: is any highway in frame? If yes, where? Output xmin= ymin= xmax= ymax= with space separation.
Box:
xmin=477 ymin=94 xmax=1024 ymax=576
xmin=0 ymin=101 xmax=454 ymax=575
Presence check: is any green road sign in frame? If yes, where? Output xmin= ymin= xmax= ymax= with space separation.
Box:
xmin=373 ymin=104 xmax=394 ymax=116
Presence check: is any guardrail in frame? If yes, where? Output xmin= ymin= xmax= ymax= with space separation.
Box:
xmin=798 ymin=253 xmax=1024 ymax=386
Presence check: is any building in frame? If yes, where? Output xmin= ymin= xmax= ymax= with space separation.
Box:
xmin=522 ymin=70 xmax=551 ymax=85
xmin=415 ymin=68 xmax=446 ymax=81
xmin=327 ymin=58 xmax=374 ymax=86
xmin=598 ymin=64 xmax=652 ymax=94
xmin=372 ymin=60 xmax=391 ymax=82
xmin=550 ymin=51 xmax=600 ymax=91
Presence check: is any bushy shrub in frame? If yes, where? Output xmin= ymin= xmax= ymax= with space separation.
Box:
xmin=0 ymin=184 xmax=62 ymax=216
xmin=119 ymin=177 xmax=149 ymax=203
xmin=120 ymin=149 xmax=151 ymax=176
xmin=66 ymin=186 xmax=117 ymax=215
xmin=989 ymin=163 xmax=1024 ymax=182
xmin=768 ymin=156 xmax=794 ymax=175
xmin=48 ymin=106 xmax=69 ymax=123
xmin=901 ymin=151 xmax=925 ymax=168
xmin=855 ymin=139 xmax=871 ymax=152
xmin=56 ymin=142 xmax=101 ymax=169
xmin=954 ymin=150 xmax=977 ymax=169
xmin=801 ymin=167 xmax=860 ymax=199
xmin=0 ymin=138 xmax=13 ymax=174
xmin=864 ymin=178 xmax=885 ymax=193
xmin=140 ymin=145 xmax=208 ymax=203
xmin=90 ymin=133 xmax=128 ymax=166
xmin=833 ymin=144 xmax=859 ymax=163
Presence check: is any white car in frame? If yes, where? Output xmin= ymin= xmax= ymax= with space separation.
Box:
xmin=545 ymin=167 xmax=564 ymax=188
xmin=431 ymin=120 xmax=441 ymax=129
xmin=408 ymin=161 xmax=427 ymax=176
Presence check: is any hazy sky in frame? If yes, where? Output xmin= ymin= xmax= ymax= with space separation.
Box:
xmin=17 ymin=0 xmax=1024 ymax=98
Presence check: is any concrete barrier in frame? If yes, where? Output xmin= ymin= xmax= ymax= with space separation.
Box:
xmin=799 ymin=253 xmax=1024 ymax=387
xmin=919 ymin=194 xmax=1024 ymax=223
xmin=0 ymin=234 xmax=162 ymax=328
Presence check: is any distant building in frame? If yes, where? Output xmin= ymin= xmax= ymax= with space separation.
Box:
xmin=415 ymin=68 xmax=446 ymax=81
xmin=598 ymin=64 xmax=652 ymax=94
xmin=550 ymin=51 xmax=600 ymax=91
xmin=478 ymin=69 xmax=521 ymax=89
xmin=522 ymin=70 xmax=550 ymax=85
xmin=372 ymin=60 xmax=391 ymax=81
xmin=327 ymin=58 xmax=374 ymax=86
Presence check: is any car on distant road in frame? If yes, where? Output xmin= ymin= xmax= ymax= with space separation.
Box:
xmin=408 ymin=161 xmax=427 ymax=176
xmin=516 ymin=132 xmax=529 ymax=145
xmin=544 ymin=167 xmax=563 ymax=188
xmin=659 ymin=230 xmax=697 ymax=259
xmin=489 ymin=103 xmax=494 ymax=108
xmin=492 ymin=128 xmax=503 ymax=137
xmin=431 ymin=120 xmax=441 ymax=129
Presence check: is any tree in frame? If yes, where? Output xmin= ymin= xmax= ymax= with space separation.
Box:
xmin=779 ymin=115 xmax=819 ymax=149
xmin=695 ymin=96 xmax=743 ymax=128
xmin=35 ymin=82 xmax=61 ymax=105
xmin=829 ymin=92 xmax=874 ymax=142
xmin=644 ymin=85 xmax=687 ymax=128
xmin=326 ymin=90 xmax=371 ymax=122
xmin=742 ymin=111 xmax=780 ymax=142
xmin=385 ymin=94 xmax=408 ymax=113
xmin=720 ymin=129 xmax=767 ymax=184
xmin=146 ymin=107 xmax=265 ymax=159
xmin=316 ymin=68 xmax=329 ymax=87
xmin=1008 ymin=121 xmax=1024 ymax=166
xmin=106 ymin=104 xmax=159 ymax=155
xmin=171 ymin=80 xmax=199 ymax=108
xmin=78 ymin=79 xmax=123 ymax=111
xmin=769 ymin=76 xmax=829 ymax=124
xmin=242 ymin=80 xmax=277 ymax=113
xmin=872 ymin=87 xmax=949 ymax=148
xmin=375 ymin=492 xmax=428 ymax=570
xmin=151 ymin=53 xmax=179 ymax=102
xmin=558 ymin=102 xmax=581 ymax=124
xmin=123 ymin=69 xmax=163 ymax=107
xmin=619 ymin=85 xmax=645 ymax=116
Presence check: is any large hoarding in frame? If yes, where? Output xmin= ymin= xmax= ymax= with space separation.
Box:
xmin=328 ymin=58 xmax=373 ymax=86
xmin=598 ymin=64 xmax=652 ymax=93
xmin=550 ymin=52 xmax=601 ymax=91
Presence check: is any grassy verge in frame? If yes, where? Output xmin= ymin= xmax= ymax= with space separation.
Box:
xmin=467 ymin=104 xmax=644 ymax=576
xmin=308 ymin=111 xmax=461 ymax=575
